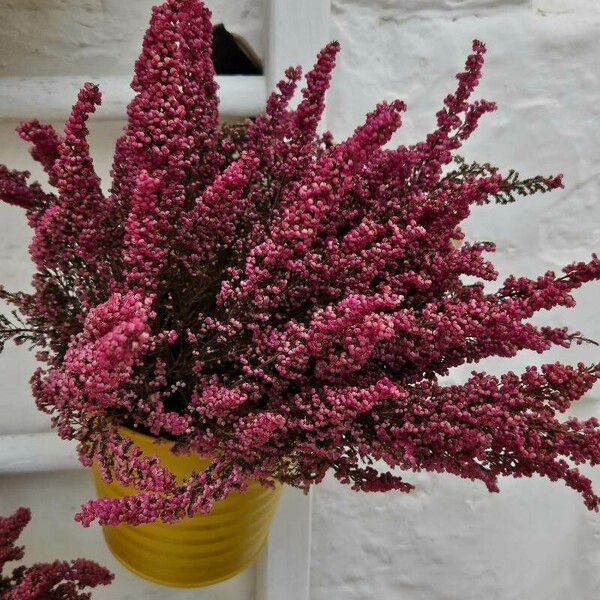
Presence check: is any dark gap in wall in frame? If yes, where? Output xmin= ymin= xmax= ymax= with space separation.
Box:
xmin=212 ymin=24 xmax=262 ymax=75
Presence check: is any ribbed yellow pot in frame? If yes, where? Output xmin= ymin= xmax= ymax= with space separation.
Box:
xmin=92 ymin=427 xmax=282 ymax=588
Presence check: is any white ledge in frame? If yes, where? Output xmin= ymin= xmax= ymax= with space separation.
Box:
xmin=0 ymin=75 xmax=267 ymax=122
xmin=0 ymin=431 xmax=80 ymax=474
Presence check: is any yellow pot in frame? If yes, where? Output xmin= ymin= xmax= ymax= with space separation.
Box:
xmin=92 ymin=427 xmax=282 ymax=588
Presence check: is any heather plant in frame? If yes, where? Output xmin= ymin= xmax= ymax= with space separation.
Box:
xmin=0 ymin=0 xmax=599 ymax=527
xmin=0 ymin=507 xmax=112 ymax=598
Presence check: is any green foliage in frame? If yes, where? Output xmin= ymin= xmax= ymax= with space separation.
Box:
xmin=446 ymin=156 xmax=563 ymax=204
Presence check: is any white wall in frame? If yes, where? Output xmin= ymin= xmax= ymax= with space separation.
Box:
xmin=0 ymin=1 xmax=599 ymax=599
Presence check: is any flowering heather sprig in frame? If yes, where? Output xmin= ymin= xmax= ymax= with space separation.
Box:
xmin=0 ymin=167 xmax=54 ymax=226
xmin=0 ymin=0 xmax=599 ymax=527
xmin=30 ymin=83 xmax=112 ymax=287
xmin=16 ymin=120 xmax=61 ymax=187
xmin=0 ymin=507 xmax=112 ymax=598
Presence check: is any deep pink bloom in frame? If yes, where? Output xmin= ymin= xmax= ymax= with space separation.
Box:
xmin=0 ymin=0 xmax=598 ymax=527
xmin=0 ymin=507 xmax=112 ymax=598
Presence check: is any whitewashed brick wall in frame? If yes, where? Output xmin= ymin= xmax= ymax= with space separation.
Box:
xmin=0 ymin=1 xmax=599 ymax=598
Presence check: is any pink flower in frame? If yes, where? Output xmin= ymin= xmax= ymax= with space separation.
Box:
xmin=0 ymin=507 xmax=112 ymax=598
xmin=0 ymin=1 xmax=597 ymax=527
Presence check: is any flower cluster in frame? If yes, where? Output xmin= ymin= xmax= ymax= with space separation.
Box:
xmin=0 ymin=0 xmax=599 ymax=527
xmin=0 ymin=507 xmax=112 ymax=598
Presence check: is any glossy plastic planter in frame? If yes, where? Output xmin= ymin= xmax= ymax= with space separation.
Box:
xmin=92 ymin=427 xmax=282 ymax=587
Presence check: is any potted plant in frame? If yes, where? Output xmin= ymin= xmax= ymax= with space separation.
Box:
xmin=0 ymin=507 xmax=112 ymax=598
xmin=0 ymin=0 xmax=598 ymax=588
